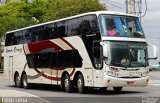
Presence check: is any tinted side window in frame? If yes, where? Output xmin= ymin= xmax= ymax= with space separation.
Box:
xmin=5 ymin=33 xmax=14 ymax=46
xmin=57 ymin=50 xmax=82 ymax=68
xmin=26 ymin=50 xmax=82 ymax=68
xmin=24 ymin=29 xmax=35 ymax=43
xmin=67 ymin=18 xmax=82 ymax=36
xmin=43 ymin=24 xmax=54 ymax=40
xmin=80 ymin=15 xmax=99 ymax=35
xmin=14 ymin=31 xmax=24 ymax=45
xmin=31 ymin=26 xmax=44 ymax=42
xmin=26 ymin=52 xmax=53 ymax=68
xmin=53 ymin=21 xmax=66 ymax=38
xmin=26 ymin=54 xmax=35 ymax=68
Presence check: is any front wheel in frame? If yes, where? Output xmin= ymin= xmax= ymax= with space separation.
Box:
xmin=77 ymin=74 xmax=85 ymax=94
xmin=22 ymin=74 xmax=29 ymax=89
xmin=113 ymin=87 xmax=123 ymax=92
xmin=15 ymin=73 xmax=22 ymax=88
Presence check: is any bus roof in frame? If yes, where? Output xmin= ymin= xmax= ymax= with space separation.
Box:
xmin=6 ymin=11 xmax=137 ymax=34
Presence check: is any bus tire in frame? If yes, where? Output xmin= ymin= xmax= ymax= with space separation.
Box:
xmin=22 ymin=74 xmax=29 ymax=89
xmin=63 ymin=74 xmax=73 ymax=93
xmin=113 ymin=87 xmax=122 ymax=92
xmin=77 ymin=74 xmax=85 ymax=94
xmin=15 ymin=73 xmax=22 ymax=88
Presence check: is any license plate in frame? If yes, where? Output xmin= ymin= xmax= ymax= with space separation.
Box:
xmin=127 ymin=81 xmax=134 ymax=85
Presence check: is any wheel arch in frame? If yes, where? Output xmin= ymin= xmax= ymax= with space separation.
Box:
xmin=21 ymin=71 xmax=27 ymax=79
xmin=61 ymin=71 xmax=69 ymax=81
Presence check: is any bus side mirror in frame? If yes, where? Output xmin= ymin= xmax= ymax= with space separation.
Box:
xmin=148 ymin=43 xmax=158 ymax=60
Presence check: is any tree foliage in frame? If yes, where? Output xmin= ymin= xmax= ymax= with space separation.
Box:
xmin=43 ymin=0 xmax=105 ymax=21
xmin=0 ymin=0 xmax=105 ymax=37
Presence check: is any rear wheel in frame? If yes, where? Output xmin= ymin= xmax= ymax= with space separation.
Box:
xmin=15 ymin=73 xmax=22 ymax=88
xmin=113 ymin=87 xmax=122 ymax=92
xmin=77 ymin=74 xmax=85 ymax=94
xmin=63 ymin=74 xmax=73 ymax=93
xmin=22 ymin=74 xmax=29 ymax=89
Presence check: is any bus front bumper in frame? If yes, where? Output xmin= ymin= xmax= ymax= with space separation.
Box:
xmin=103 ymin=76 xmax=150 ymax=87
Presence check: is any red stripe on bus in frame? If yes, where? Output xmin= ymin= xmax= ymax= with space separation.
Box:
xmin=60 ymin=38 xmax=75 ymax=49
xmin=69 ymin=68 xmax=75 ymax=77
xmin=28 ymin=40 xmax=63 ymax=53
xmin=34 ymin=68 xmax=61 ymax=81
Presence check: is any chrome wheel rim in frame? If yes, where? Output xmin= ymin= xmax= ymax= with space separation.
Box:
xmin=64 ymin=78 xmax=69 ymax=91
xmin=77 ymin=78 xmax=83 ymax=91
xmin=23 ymin=75 xmax=27 ymax=87
xmin=16 ymin=75 xmax=20 ymax=86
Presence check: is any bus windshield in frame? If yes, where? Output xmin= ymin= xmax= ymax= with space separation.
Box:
xmin=108 ymin=42 xmax=148 ymax=67
xmin=99 ymin=15 xmax=144 ymax=38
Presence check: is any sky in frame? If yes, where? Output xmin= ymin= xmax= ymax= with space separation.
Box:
xmin=100 ymin=0 xmax=160 ymax=65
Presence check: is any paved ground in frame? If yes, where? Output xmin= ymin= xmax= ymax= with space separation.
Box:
xmin=0 ymin=71 xmax=159 ymax=103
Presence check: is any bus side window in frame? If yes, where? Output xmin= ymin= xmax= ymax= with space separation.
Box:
xmin=27 ymin=53 xmax=53 ymax=68
xmin=13 ymin=33 xmax=18 ymax=45
xmin=67 ymin=18 xmax=81 ymax=36
xmin=56 ymin=50 xmax=82 ymax=68
xmin=5 ymin=33 xmax=14 ymax=46
xmin=80 ymin=15 xmax=98 ymax=35
xmin=26 ymin=54 xmax=35 ymax=68
xmin=53 ymin=21 xmax=66 ymax=38
xmin=13 ymin=31 xmax=24 ymax=45
xmin=43 ymin=27 xmax=54 ymax=40
xmin=82 ymin=20 xmax=91 ymax=34
xmin=32 ymin=27 xmax=42 ymax=42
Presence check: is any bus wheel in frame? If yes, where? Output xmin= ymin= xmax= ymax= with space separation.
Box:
xmin=15 ymin=73 xmax=22 ymax=88
xmin=22 ymin=74 xmax=29 ymax=89
xmin=113 ymin=87 xmax=122 ymax=92
xmin=63 ymin=74 xmax=73 ymax=93
xmin=77 ymin=74 xmax=85 ymax=94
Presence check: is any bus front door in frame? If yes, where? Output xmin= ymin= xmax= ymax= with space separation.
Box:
xmin=93 ymin=42 xmax=103 ymax=87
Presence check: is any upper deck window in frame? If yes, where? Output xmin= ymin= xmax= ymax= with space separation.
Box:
xmin=99 ymin=15 xmax=144 ymax=38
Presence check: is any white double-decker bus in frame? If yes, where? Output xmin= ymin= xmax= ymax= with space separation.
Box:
xmin=4 ymin=11 xmax=157 ymax=93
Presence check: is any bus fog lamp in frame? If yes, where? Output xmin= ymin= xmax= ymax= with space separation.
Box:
xmin=107 ymin=71 xmax=112 ymax=76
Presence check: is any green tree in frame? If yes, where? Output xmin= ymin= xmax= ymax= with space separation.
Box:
xmin=0 ymin=1 xmax=37 ymax=37
xmin=43 ymin=0 xmax=105 ymax=21
xmin=0 ymin=0 xmax=105 ymax=37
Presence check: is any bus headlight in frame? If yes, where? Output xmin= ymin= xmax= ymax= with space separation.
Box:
xmin=107 ymin=71 xmax=112 ymax=76
xmin=107 ymin=71 xmax=119 ymax=77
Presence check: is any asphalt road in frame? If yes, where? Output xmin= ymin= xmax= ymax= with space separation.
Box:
xmin=0 ymin=72 xmax=160 ymax=103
